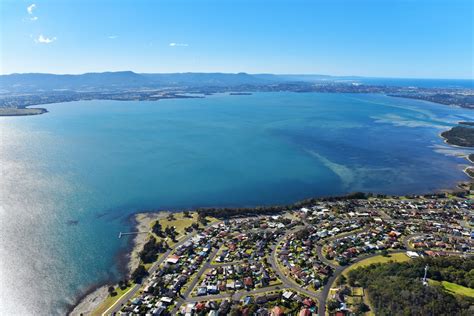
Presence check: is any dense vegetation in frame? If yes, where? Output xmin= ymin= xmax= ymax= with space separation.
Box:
xmin=196 ymin=192 xmax=371 ymax=219
xmin=465 ymin=167 xmax=474 ymax=178
xmin=131 ymin=264 xmax=148 ymax=283
xmin=195 ymin=190 xmax=467 ymax=219
xmin=139 ymin=236 xmax=168 ymax=263
xmin=347 ymin=257 xmax=474 ymax=315
xmin=441 ymin=125 xmax=474 ymax=147
xmin=152 ymin=220 xmax=178 ymax=241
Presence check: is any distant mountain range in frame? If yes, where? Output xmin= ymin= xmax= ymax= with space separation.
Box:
xmin=0 ymin=71 xmax=349 ymax=92
xmin=1 ymin=71 xmax=472 ymax=93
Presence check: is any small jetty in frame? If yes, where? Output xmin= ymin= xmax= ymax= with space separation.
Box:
xmin=118 ymin=231 xmax=150 ymax=238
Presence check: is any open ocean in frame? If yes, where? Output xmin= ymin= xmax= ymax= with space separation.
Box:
xmin=1 ymin=92 xmax=473 ymax=315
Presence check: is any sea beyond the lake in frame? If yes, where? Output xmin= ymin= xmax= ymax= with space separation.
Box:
xmin=1 ymin=92 xmax=473 ymax=315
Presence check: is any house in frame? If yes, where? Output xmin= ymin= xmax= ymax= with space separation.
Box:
xmin=159 ymin=297 xmax=173 ymax=306
xmin=207 ymin=285 xmax=218 ymax=294
xmin=256 ymin=295 xmax=268 ymax=305
xmin=282 ymin=291 xmax=294 ymax=300
xmin=184 ymin=303 xmax=195 ymax=316
xmin=299 ymin=309 xmax=311 ymax=316
xmin=271 ymin=306 xmax=284 ymax=316
xmin=267 ymin=293 xmax=280 ymax=301
xmin=197 ymin=286 xmax=207 ymax=296
xmin=151 ymin=306 xmax=165 ymax=315
xmin=303 ymin=298 xmax=315 ymax=307
xmin=166 ymin=254 xmax=180 ymax=264
xmin=406 ymin=251 xmax=419 ymax=259
xmin=226 ymin=281 xmax=235 ymax=290
xmin=243 ymin=296 xmax=253 ymax=306
xmin=244 ymin=277 xmax=254 ymax=289
xmin=218 ymin=300 xmax=231 ymax=315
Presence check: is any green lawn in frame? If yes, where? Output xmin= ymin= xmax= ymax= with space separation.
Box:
xmin=428 ymin=279 xmax=474 ymax=298
xmin=154 ymin=212 xmax=217 ymax=241
xmin=351 ymin=287 xmax=364 ymax=296
xmin=343 ymin=253 xmax=411 ymax=276
xmin=92 ymin=285 xmax=135 ymax=316
xmin=95 ymin=212 xmax=219 ymax=315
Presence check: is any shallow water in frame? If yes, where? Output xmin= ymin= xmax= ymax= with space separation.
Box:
xmin=0 ymin=92 xmax=472 ymax=315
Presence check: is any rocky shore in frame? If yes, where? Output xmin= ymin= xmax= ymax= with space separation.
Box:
xmin=70 ymin=211 xmax=169 ymax=315
xmin=127 ymin=212 xmax=169 ymax=273
xmin=69 ymin=286 xmax=109 ymax=316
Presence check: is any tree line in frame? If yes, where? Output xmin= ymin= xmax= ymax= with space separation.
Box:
xmin=346 ymin=257 xmax=474 ymax=315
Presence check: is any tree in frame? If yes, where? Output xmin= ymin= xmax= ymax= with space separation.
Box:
xmin=229 ymin=306 xmax=242 ymax=316
xmin=152 ymin=221 xmax=163 ymax=236
xmin=108 ymin=286 xmax=116 ymax=296
xmin=139 ymin=236 xmax=166 ymax=263
xmin=327 ymin=300 xmax=340 ymax=312
xmin=197 ymin=213 xmax=208 ymax=225
xmin=166 ymin=213 xmax=175 ymax=221
xmin=336 ymin=274 xmax=347 ymax=286
xmin=183 ymin=210 xmax=191 ymax=218
xmin=131 ymin=265 xmax=148 ymax=283
xmin=354 ymin=302 xmax=370 ymax=314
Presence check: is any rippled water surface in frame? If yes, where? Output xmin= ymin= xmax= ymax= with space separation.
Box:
xmin=1 ymin=92 xmax=473 ymax=315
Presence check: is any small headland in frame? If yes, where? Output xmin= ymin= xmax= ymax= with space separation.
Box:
xmin=0 ymin=107 xmax=47 ymax=116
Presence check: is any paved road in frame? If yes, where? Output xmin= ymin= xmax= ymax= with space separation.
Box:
xmin=183 ymin=284 xmax=288 ymax=303
xmin=268 ymin=225 xmax=321 ymax=301
xmin=317 ymin=250 xmax=405 ymax=316
xmin=107 ymin=217 xmax=472 ymax=316
xmin=107 ymin=222 xmax=221 ymax=315
xmin=172 ymin=246 xmax=221 ymax=313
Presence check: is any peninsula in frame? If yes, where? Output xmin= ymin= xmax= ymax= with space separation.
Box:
xmin=441 ymin=124 xmax=474 ymax=147
xmin=73 ymin=189 xmax=474 ymax=316
xmin=1 ymin=72 xmax=473 ymax=117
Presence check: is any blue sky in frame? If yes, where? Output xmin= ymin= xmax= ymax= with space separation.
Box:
xmin=1 ymin=0 xmax=472 ymax=78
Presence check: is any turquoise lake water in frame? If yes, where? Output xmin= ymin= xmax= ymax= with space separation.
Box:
xmin=0 ymin=92 xmax=473 ymax=315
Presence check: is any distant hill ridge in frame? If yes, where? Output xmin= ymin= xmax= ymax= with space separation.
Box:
xmin=0 ymin=71 xmax=341 ymax=92
xmin=3 ymin=71 xmax=470 ymax=93
xmin=0 ymin=71 xmax=285 ymax=92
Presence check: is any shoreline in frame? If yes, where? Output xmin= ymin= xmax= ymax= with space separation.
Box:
xmin=70 ymin=180 xmax=473 ymax=314
xmin=126 ymin=211 xmax=169 ymax=274
xmin=69 ymin=286 xmax=109 ymax=316
xmin=0 ymin=106 xmax=48 ymax=116
xmin=69 ymin=211 xmax=169 ymax=315
xmin=70 ymin=120 xmax=474 ymax=314
xmin=1 ymin=91 xmax=471 ymax=117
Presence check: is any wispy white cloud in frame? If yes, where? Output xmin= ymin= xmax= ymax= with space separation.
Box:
xmin=108 ymin=35 xmax=118 ymax=39
xmin=27 ymin=4 xmax=38 ymax=21
xmin=169 ymin=42 xmax=188 ymax=47
xmin=35 ymin=34 xmax=57 ymax=44
xmin=27 ymin=4 xmax=36 ymax=15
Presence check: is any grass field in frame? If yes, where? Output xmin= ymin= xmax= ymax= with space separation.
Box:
xmin=93 ymin=211 xmax=218 ymax=315
xmin=428 ymin=279 xmax=474 ymax=298
xmin=343 ymin=252 xmax=411 ymax=276
xmin=149 ymin=212 xmax=218 ymax=247
xmin=351 ymin=287 xmax=364 ymax=296
xmin=91 ymin=285 xmax=135 ymax=316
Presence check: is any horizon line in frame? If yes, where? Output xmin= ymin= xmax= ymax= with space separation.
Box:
xmin=1 ymin=70 xmax=473 ymax=81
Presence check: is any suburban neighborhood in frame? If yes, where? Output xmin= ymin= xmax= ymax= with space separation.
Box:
xmin=96 ymin=193 xmax=474 ymax=316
